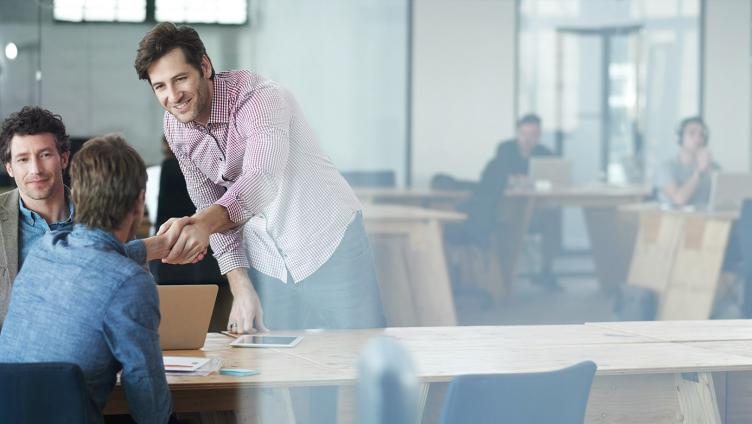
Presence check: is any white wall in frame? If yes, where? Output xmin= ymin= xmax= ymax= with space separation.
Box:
xmin=411 ymin=0 xmax=517 ymax=187
xmin=704 ymin=0 xmax=752 ymax=172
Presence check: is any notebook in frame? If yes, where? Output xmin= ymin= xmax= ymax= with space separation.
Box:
xmin=708 ymin=172 xmax=752 ymax=212
xmin=528 ymin=157 xmax=572 ymax=189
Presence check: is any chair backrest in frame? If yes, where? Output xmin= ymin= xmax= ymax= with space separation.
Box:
xmin=342 ymin=170 xmax=396 ymax=188
xmin=441 ymin=360 xmax=597 ymax=424
xmin=0 ymin=362 xmax=89 ymax=423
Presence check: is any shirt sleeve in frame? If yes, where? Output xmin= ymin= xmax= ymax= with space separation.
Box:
xmin=167 ymin=125 xmax=249 ymax=275
xmin=124 ymin=239 xmax=146 ymax=266
xmin=213 ymin=84 xmax=291 ymax=224
xmin=103 ymin=271 xmax=172 ymax=424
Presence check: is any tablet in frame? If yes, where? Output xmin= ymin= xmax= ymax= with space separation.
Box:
xmin=230 ymin=335 xmax=302 ymax=348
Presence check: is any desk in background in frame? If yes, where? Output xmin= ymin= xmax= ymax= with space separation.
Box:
xmin=497 ymin=185 xmax=649 ymax=298
xmin=621 ymin=204 xmax=738 ymax=320
xmin=362 ymin=204 xmax=465 ymax=326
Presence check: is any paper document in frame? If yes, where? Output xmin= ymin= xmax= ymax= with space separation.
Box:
xmin=163 ymin=356 xmax=211 ymax=372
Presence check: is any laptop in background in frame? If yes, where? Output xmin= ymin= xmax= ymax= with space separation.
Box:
xmin=709 ymin=172 xmax=752 ymax=212
xmin=158 ymin=285 xmax=218 ymax=350
xmin=528 ymin=158 xmax=573 ymax=189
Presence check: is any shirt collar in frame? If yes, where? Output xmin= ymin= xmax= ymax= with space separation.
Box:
xmin=188 ymin=74 xmax=230 ymax=129
xmin=18 ymin=186 xmax=75 ymax=227
xmin=70 ymin=224 xmax=126 ymax=256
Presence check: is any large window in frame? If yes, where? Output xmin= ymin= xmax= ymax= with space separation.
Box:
xmin=54 ymin=0 xmax=247 ymax=24
xmin=518 ymin=0 xmax=701 ymax=185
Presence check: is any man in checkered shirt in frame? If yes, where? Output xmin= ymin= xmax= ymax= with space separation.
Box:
xmin=135 ymin=22 xmax=385 ymax=333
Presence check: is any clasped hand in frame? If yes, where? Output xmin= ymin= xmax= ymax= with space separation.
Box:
xmin=156 ymin=216 xmax=211 ymax=264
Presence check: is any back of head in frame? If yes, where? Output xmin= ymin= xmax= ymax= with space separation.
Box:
xmin=70 ymin=134 xmax=146 ymax=232
xmin=517 ymin=113 xmax=542 ymax=129
xmin=134 ymin=21 xmax=214 ymax=81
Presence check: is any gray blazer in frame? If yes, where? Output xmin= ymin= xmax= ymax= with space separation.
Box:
xmin=0 ymin=188 xmax=19 ymax=323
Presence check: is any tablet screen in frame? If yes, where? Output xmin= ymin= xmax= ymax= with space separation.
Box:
xmin=231 ymin=335 xmax=302 ymax=348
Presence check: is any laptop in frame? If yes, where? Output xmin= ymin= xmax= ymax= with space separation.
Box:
xmin=709 ymin=172 xmax=752 ymax=212
xmin=528 ymin=157 xmax=573 ymax=189
xmin=157 ymin=284 xmax=218 ymax=350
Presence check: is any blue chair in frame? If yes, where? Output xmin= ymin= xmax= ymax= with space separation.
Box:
xmin=738 ymin=198 xmax=752 ymax=317
xmin=0 ymin=362 xmax=89 ymax=423
xmin=441 ymin=360 xmax=597 ymax=424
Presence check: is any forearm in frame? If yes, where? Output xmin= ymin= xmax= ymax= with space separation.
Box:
xmin=226 ymin=267 xmax=256 ymax=296
xmin=142 ymin=235 xmax=170 ymax=261
xmin=193 ymin=204 xmax=237 ymax=235
xmin=671 ymin=172 xmax=702 ymax=206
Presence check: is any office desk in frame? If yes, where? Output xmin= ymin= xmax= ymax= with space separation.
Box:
xmin=620 ymin=204 xmax=737 ymax=320
xmin=106 ymin=323 xmax=752 ymax=423
xmin=362 ymin=204 xmax=465 ymax=326
xmin=496 ymin=185 xmax=649 ymax=297
xmin=355 ymin=188 xmax=468 ymax=210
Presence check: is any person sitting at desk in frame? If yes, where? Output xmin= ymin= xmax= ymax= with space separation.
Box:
xmin=465 ymin=113 xmax=561 ymax=289
xmin=0 ymin=106 xmax=179 ymax=325
xmin=654 ymin=116 xmax=720 ymax=208
xmin=0 ymin=135 xmax=173 ymax=423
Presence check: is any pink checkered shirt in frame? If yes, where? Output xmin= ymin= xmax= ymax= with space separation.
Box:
xmin=163 ymin=70 xmax=361 ymax=283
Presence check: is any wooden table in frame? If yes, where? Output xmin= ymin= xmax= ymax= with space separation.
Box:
xmin=356 ymin=188 xmax=468 ymax=210
xmin=106 ymin=322 xmax=752 ymax=423
xmin=497 ymin=185 xmax=649 ymax=297
xmin=620 ymin=204 xmax=738 ymax=320
xmin=362 ymin=204 xmax=466 ymax=326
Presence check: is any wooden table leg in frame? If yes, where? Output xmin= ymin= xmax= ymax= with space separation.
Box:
xmin=583 ymin=207 xmax=638 ymax=293
xmin=674 ymin=372 xmax=722 ymax=424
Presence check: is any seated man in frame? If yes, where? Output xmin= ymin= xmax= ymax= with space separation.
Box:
xmin=0 ymin=106 xmax=177 ymax=325
xmin=0 ymin=134 xmax=172 ymax=423
xmin=654 ymin=116 xmax=720 ymax=208
xmin=453 ymin=113 xmax=561 ymax=289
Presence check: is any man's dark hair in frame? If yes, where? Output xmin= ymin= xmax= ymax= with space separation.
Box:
xmin=517 ymin=113 xmax=542 ymax=128
xmin=70 ymin=134 xmax=147 ymax=232
xmin=134 ymin=22 xmax=215 ymax=82
xmin=0 ymin=106 xmax=70 ymax=164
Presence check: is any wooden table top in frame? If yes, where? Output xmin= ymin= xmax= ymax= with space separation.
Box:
xmin=158 ymin=324 xmax=752 ymax=389
xmin=361 ymin=204 xmax=466 ymax=222
xmin=356 ymin=188 xmax=469 ymax=202
xmin=586 ymin=320 xmax=752 ymax=343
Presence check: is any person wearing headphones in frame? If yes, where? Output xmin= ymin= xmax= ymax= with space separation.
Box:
xmin=654 ymin=116 xmax=720 ymax=208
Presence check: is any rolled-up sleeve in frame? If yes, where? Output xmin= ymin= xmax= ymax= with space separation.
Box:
xmin=167 ymin=123 xmax=249 ymax=275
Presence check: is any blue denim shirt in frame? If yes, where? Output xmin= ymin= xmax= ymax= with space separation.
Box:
xmin=0 ymin=225 xmax=171 ymax=423
xmin=17 ymin=194 xmax=75 ymax=269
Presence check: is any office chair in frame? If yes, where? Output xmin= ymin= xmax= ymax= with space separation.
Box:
xmin=738 ymin=199 xmax=752 ymax=317
xmin=441 ymin=360 xmax=597 ymax=424
xmin=0 ymin=362 xmax=89 ymax=423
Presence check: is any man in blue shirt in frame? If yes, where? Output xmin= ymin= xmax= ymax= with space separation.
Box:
xmin=0 ymin=134 xmax=172 ymax=423
xmin=0 ymin=106 xmax=181 ymax=324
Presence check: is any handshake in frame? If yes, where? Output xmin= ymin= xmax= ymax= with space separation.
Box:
xmin=146 ymin=216 xmax=212 ymax=264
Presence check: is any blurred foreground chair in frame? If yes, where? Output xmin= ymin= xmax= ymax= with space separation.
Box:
xmin=440 ymin=360 xmax=597 ymax=424
xmin=358 ymin=336 xmax=419 ymax=424
xmin=0 ymin=362 xmax=88 ymax=423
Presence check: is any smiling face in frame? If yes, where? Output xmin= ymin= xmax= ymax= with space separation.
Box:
xmin=147 ymin=47 xmax=213 ymax=125
xmin=5 ymin=133 xmax=68 ymax=203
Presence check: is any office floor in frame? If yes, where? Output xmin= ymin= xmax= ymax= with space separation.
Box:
xmin=455 ymin=254 xmax=616 ymax=326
